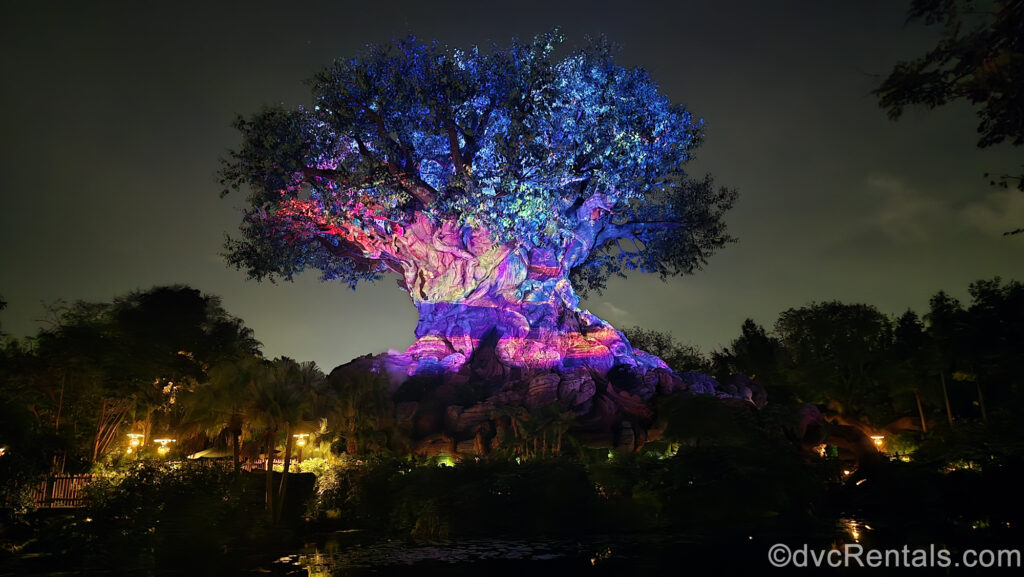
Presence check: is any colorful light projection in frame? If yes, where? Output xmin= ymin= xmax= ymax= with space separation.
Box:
xmin=222 ymin=34 xmax=736 ymax=390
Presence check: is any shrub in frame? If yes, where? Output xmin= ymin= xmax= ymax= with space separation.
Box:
xmin=79 ymin=461 xmax=246 ymax=571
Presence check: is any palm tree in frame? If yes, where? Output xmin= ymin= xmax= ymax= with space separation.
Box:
xmin=518 ymin=406 xmax=575 ymax=458
xmin=274 ymin=359 xmax=324 ymax=522
xmin=246 ymin=359 xmax=292 ymax=520
xmin=490 ymin=404 xmax=530 ymax=455
xmin=245 ymin=357 xmax=322 ymax=522
xmin=326 ymin=367 xmax=393 ymax=455
xmin=540 ymin=406 xmax=576 ymax=456
xmin=180 ymin=354 xmax=264 ymax=473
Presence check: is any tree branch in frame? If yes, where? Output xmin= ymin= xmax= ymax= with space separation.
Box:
xmin=460 ymin=103 xmax=494 ymax=162
xmin=302 ymin=167 xmax=349 ymax=181
xmin=364 ymin=107 xmax=399 ymax=177
xmin=594 ymin=220 xmax=682 ymax=247
xmin=301 ymin=152 xmax=438 ymax=207
xmin=324 ymin=236 xmax=403 ymax=274
xmin=446 ymin=121 xmax=465 ymax=174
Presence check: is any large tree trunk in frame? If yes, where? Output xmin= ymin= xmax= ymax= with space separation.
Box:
xmin=914 ymin=388 xmax=928 ymax=433
xmin=264 ymin=430 xmax=275 ymax=521
xmin=381 ymin=214 xmax=670 ymax=387
xmin=228 ymin=412 xmax=243 ymax=475
xmin=275 ymin=423 xmax=294 ymax=523
xmin=974 ymin=381 xmax=987 ymax=422
xmin=332 ymin=212 xmax=751 ymax=450
xmin=940 ymin=372 xmax=954 ymax=428
xmin=231 ymin=431 xmax=241 ymax=475
xmin=345 ymin=431 xmax=358 ymax=456
xmin=92 ymin=398 xmax=130 ymax=462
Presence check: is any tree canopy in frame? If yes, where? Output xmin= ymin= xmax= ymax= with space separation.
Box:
xmin=621 ymin=326 xmax=709 ymax=373
xmin=875 ymin=0 xmax=1023 ymax=232
xmin=876 ymin=0 xmax=1023 ymax=149
xmin=0 ymin=285 xmax=261 ymax=464
xmin=221 ymin=32 xmax=735 ymax=296
xmin=0 ymin=293 xmax=7 ymax=339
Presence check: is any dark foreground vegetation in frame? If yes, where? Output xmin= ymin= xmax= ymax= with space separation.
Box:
xmin=2 ymin=277 xmax=1023 ymax=574
xmin=3 ymin=420 xmax=1023 ymax=574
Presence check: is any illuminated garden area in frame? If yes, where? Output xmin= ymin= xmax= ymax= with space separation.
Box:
xmin=4 ymin=278 xmax=1024 ymax=574
xmin=3 ymin=4 xmax=1024 ymax=575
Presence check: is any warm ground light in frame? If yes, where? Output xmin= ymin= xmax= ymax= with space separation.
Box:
xmin=2 ymin=277 xmax=1022 ymax=573
xmin=3 ymin=11 xmax=1024 ymax=574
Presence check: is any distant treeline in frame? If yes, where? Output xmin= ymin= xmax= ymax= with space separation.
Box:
xmin=628 ymin=277 xmax=1024 ymax=432
xmin=3 ymin=278 xmax=1024 ymax=572
xmin=2 ymin=278 xmax=1022 ymax=486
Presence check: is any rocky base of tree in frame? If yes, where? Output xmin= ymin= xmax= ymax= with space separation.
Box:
xmin=330 ymin=328 xmax=766 ymax=457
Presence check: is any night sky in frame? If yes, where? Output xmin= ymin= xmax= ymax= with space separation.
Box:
xmin=1 ymin=1 xmax=1020 ymax=371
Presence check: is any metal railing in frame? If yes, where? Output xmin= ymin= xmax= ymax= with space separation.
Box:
xmin=31 ymin=474 xmax=92 ymax=508
xmin=241 ymin=458 xmax=285 ymax=472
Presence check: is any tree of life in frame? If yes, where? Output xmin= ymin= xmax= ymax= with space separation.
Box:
xmin=220 ymin=32 xmax=738 ymax=422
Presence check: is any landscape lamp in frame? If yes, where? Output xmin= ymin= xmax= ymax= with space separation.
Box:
xmin=126 ymin=433 xmax=144 ymax=454
xmin=153 ymin=438 xmax=175 ymax=456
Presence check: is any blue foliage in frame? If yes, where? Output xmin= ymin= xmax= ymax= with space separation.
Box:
xmin=221 ymin=32 xmax=734 ymax=292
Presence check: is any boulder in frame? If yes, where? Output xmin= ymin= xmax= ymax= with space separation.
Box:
xmin=607 ymin=365 xmax=657 ymax=400
xmin=798 ymin=404 xmax=826 ymax=444
xmin=563 ymin=338 xmax=614 ymax=373
xmin=616 ymin=421 xmax=636 ymax=451
xmin=413 ymin=433 xmax=455 ymax=457
xmin=395 ymin=401 xmax=419 ymax=428
xmin=653 ymin=368 xmax=682 ymax=395
xmin=440 ymin=352 xmax=467 ymax=372
xmin=720 ymin=374 xmax=768 ymax=409
xmin=456 ymin=439 xmax=479 ymax=456
xmin=525 ymin=373 xmax=560 ymax=409
xmin=557 ymin=369 xmax=596 ymax=408
xmin=407 ymin=334 xmax=455 ymax=361
xmin=456 ymin=402 xmax=494 ymax=432
xmin=444 ymin=405 xmax=464 ymax=432
xmin=332 ymin=342 xmax=767 ymax=450
xmin=680 ymin=371 xmax=721 ymax=395
xmin=496 ymin=337 xmax=562 ymax=371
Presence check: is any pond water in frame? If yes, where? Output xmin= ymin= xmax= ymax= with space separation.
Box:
xmin=262 ymin=531 xmax=775 ymax=576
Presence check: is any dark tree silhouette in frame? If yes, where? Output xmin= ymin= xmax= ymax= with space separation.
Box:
xmin=712 ymin=319 xmax=787 ymax=389
xmin=221 ymin=32 xmax=735 ymax=385
xmin=960 ymin=278 xmax=1024 ymax=418
xmin=774 ymin=302 xmax=894 ymax=425
xmin=621 ymin=326 xmax=709 ymax=374
xmin=924 ymin=290 xmax=967 ymax=426
xmin=24 ymin=286 xmax=260 ymax=463
xmin=875 ymin=0 xmax=1023 ymax=233
xmin=891 ymin=309 xmax=932 ymax=431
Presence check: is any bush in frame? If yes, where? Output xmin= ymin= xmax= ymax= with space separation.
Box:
xmin=310 ymin=457 xmax=599 ymax=536
xmin=77 ymin=461 xmax=246 ymax=571
xmin=0 ymin=401 xmax=60 ymax=514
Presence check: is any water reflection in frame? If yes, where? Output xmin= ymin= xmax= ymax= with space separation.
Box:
xmin=269 ymin=533 xmax=704 ymax=576
xmin=264 ymin=525 xmax=855 ymax=576
xmin=837 ymin=517 xmax=871 ymax=545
